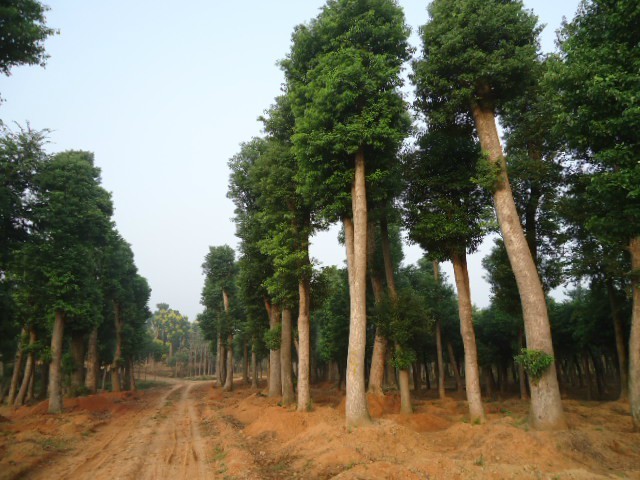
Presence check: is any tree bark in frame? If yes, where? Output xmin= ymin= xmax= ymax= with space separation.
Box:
xmin=344 ymin=149 xmax=371 ymax=427
xmin=471 ymin=101 xmax=565 ymax=430
xmin=518 ymin=329 xmax=529 ymax=400
xmin=243 ymin=341 xmax=249 ymax=385
xmin=251 ymin=338 xmax=258 ymax=389
xmin=85 ymin=326 xmax=99 ymax=393
xmin=380 ymin=214 xmax=412 ymax=414
xmin=367 ymin=219 xmax=387 ymax=397
xmin=70 ymin=331 xmax=85 ymax=388
xmin=129 ymin=358 xmax=137 ymax=391
xmin=216 ymin=334 xmax=225 ymax=387
xmin=223 ymin=334 xmax=234 ymax=391
xmin=451 ymin=251 xmax=485 ymax=423
xmin=606 ymin=277 xmax=629 ymax=400
xmin=7 ymin=327 xmax=27 ymax=406
xmin=268 ymin=303 xmax=282 ymax=397
xmin=433 ymin=262 xmax=446 ymax=400
xmin=447 ymin=342 xmax=463 ymax=392
xmin=281 ymin=307 xmax=295 ymax=405
xmin=628 ymin=236 xmax=640 ymax=431
xmin=15 ymin=329 xmax=37 ymax=406
xmin=297 ymin=273 xmax=312 ymax=411
xmin=48 ymin=311 xmax=65 ymax=413
xmin=112 ymin=303 xmax=123 ymax=393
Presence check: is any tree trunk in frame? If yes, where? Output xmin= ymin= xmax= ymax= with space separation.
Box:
xmin=243 ymin=341 xmax=249 ymax=385
xmin=380 ymin=214 xmax=412 ymax=414
xmin=628 ymin=236 xmax=640 ymax=430
xmin=344 ymin=149 xmax=371 ymax=427
xmin=280 ymin=308 xmax=295 ymax=405
xmin=447 ymin=342 xmax=463 ymax=393
xmin=268 ymin=303 xmax=282 ymax=398
xmin=471 ymin=101 xmax=565 ymax=431
xmin=7 ymin=327 xmax=27 ymax=406
xmin=398 ymin=365 xmax=412 ymax=414
xmin=48 ymin=311 xmax=65 ymax=413
xmin=606 ymin=277 xmax=629 ymax=400
xmin=112 ymin=303 xmax=123 ymax=393
xmin=85 ymin=326 xmax=99 ymax=393
xmin=434 ymin=262 xmax=446 ymax=400
xmin=583 ymin=352 xmax=594 ymax=401
xmin=451 ymin=251 xmax=485 ymax=423
xmin=367 ymin=220 xmax=387 ymax=397
xmin=129 ymin=358 xmax=137 ymax=391
xmin=216 ymin=334 xmax=225 ymax=387
xmin=223 ymin=334 xmax=233 ymax=391
xmin=518 ymin=329 xmax=529 ymax=400
xmin=251 ymin=339 xmax=258 ymax=389
xmin=15 ymin=329 xmax=37 ymax=406
xmin=70 ymin=331 xmax=85 ymax=388
xmin=345 ymin=148 xmax=371 ymax=426
xmin=297 ymin=273 xmax=312 ymax=411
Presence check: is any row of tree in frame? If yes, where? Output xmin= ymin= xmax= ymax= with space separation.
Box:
xmin=0 ymin=128 xmax=152 ymax=412
xmin=200 ymin=0 xmax=639 ymax=432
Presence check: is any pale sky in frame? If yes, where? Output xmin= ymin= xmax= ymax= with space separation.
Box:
xmin=0 ymin=1 xmax=580 ymax=321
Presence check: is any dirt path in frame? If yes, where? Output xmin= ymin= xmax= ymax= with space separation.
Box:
xmin=28 ymin=380 xmax=213 ymax=480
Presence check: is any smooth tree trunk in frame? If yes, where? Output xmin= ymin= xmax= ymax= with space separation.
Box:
xmin=112 ymin=303 xmax=123 ymax=393
xmin=85 ymin=326 xmax=99 ymax=393
xmin=243 ymin=341 xmax=249 ymax=385
xmin=129 ymin=358 xmax=137 ymax=391
xmin=216 ymin=335 xmax=225 ymax=387
xmin=268 ymin=303 xmax=282 ymax=397
xmin=70 ymin=332 xmax=85 ymax=388
xmin=222 ymin=289 xmax=234 ymax=392
xmin=518 ymin=329 xmax=529 ymax=400
xmin=471 ymin=101 xmax=565 ymax=431
xmin=281 ymin=308 xmax=295 ymax=405
xmin=434 ymin=262 xmax=446 ymax=400
xmin=606 ymin=278 xmax=629 ymax=400
xmin=7 ymin=327 xmax=27 ymax=406
xmin=15 ymin=329 xmax=37 ymax=406
xmin=297 ymin=274 xmax=312 ymax=411
xmin=629 ymin=236 xmax=640 ymax=431
xmin=367 ymin=220 xmax=387 ymax=397
xmin=251 ymin=339 xmax=258 ymax=389
xmin=223 ymin=335 xmax=233 ymax=391
xmin=48 ymin=311 xmax=65 ymax=413
xmin=447 ymin=342 xmax=463 ymax=393
xmin=344 ymin=154 xmax=372 ymax=427
xmin=451 ymin=251 xmax=485 ymax=423
xmin=380 ymin=215 xmax=412 ymax=414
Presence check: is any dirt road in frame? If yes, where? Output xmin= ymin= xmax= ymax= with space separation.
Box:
xmin=29 ymin=379 xmax=213 ymax=480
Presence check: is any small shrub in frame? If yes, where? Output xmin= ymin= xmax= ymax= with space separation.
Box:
xmin=514 ymin=348 xmax=554 ymax=383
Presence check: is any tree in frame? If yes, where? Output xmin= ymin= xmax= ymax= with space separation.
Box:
xmin=403 ymin=123 xmax=488 ymax=423
xmin=414 ymin=0 xmax=565 ymax=430
xmin=282 ymin=0 xmax=411 ymax=427
xmin=202 ymin=245 xmax=237 ymax=391
xmin=547 ymin=0 xmax=640 ymax=429
xmin=0 ymin=0 xmax=55 ymax=80
xmin=21 ymin=150 xmax=112 ymax=412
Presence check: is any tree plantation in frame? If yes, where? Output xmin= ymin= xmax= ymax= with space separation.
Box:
xmin=1 ymin=0 xmax=639 ymax=479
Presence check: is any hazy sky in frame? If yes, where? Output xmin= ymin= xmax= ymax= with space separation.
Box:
xmin=0 ymin=1 xmax=580 ymax=321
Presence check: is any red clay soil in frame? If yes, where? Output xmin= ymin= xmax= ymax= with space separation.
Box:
xmin=1 ymin=379 xmax=639 ymax=479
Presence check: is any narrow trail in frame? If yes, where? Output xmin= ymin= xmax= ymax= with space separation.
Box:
xmin=28 ymin=379 xmax=213 ymax=480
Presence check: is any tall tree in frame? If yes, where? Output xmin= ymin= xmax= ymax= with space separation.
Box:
xmin=414 ymin=0 xmax=565 ymax=430
xmin=202 ymin=245 xmax=237 ymax=392
xmin=403 ymin=123 xmax=488 ymax=423
xmin=547 ymin=0 xmax=640 ymax=429
xmin=21 ymin=151 xmax=112 ymax=412
xmin=282 ymin=0 xmax=411 ymax=427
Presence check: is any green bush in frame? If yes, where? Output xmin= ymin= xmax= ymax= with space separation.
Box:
xmin=514 ymin=348 xmax=554 ymax=383
xmin=264 ymin=325 xmax=282 ymax=351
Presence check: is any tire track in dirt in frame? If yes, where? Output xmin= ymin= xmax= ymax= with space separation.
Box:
xmin=27 ymin=380 xmax=213 ymax=480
